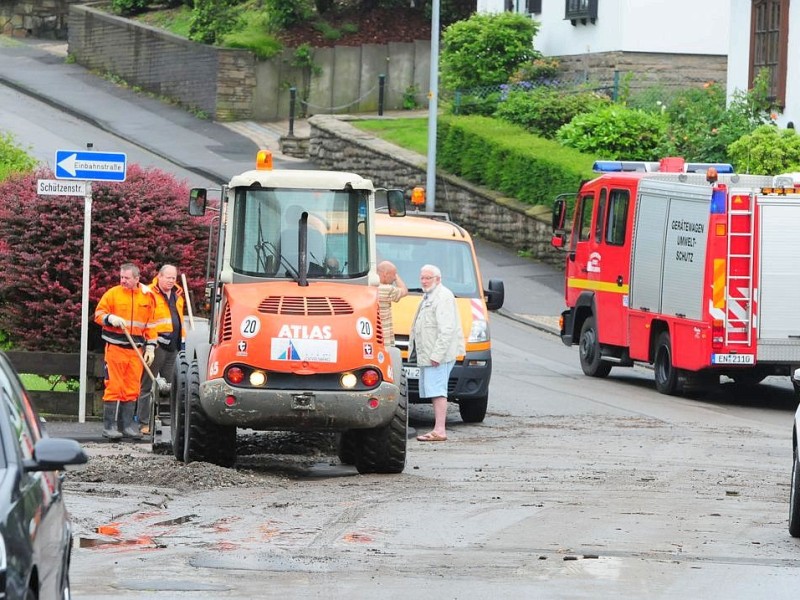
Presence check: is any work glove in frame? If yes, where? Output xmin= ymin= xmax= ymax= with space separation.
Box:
xmin=144 ymin=345 xmax=155 ymax=367
xmin=106 ymin=314 xmax=126 ymax=328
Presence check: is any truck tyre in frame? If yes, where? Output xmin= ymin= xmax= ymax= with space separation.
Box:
xmin=579 ymin=316 xmax=612 ymax=377
xmin=790 ymin=441 xmax=800 ymax=537
xmin=355 ymin=376 xmax=408 ymax=474
xmin=459 ymin=396 xmax=488 ymax=423
xmin=337 ymin=431 xmax=358 ymax=465
xmin=654 ymin=331 xmax=680 ymax=395
xmin=183 ymin=360 xmax=237 ymax=468
xmin=170 ymin=351 xmax=189 ymax=461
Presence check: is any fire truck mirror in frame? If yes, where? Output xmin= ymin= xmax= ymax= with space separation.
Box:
xmin=551 ymin=232 xmax=566 ymax=249
xmin=552 ymin=198 xmax=566 ymax=231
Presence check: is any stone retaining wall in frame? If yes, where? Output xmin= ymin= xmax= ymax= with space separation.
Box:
xmin=557 ymin=51 xmax=728 ymax=94
xmin=1 ymin=0 xmax=78 ymax=39
xmin=308 ymin=115 xmax=562 ymax=266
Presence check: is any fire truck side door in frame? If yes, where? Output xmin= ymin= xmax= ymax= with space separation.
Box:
xmin=566 ymin=192 xmax=595 ymax=308
xmin=594 ymin=187 xmax=632 ymax=347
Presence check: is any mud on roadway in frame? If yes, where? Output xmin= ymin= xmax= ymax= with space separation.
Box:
xmin=62 ymin=404 xmax=799 ymax=599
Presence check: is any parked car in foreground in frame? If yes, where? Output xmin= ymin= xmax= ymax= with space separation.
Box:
xmin=0 ymin=351 xmax=87 ymax=599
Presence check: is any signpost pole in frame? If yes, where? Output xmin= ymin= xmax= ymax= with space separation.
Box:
xmin=78 ymin=181 xmax=91 ymax=423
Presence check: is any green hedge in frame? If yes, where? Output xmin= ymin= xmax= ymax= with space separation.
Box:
xmin=437 ymin=115 xmax=596 ymax=209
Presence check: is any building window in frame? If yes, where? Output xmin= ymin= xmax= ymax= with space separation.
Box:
xmin=750 ymin=0 xmax=788 ymax=108
xmin=528 ymin=0 xmax=542 ymax=13
xmin=565 ymin=0 xmax=598 ymax=25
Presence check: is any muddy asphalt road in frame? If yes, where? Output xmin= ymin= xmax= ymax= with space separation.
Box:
xmin=63 ymin=316 xmax=800 ymax=599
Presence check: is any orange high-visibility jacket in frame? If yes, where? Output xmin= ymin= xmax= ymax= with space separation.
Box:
xmin=149 ymin=277 xmax=186 ymax=347
xmin=95 ymin=284 xmax=157 ymax=348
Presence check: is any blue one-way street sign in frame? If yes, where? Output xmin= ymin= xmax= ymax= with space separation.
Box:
xmin=55 ymin=150 xmax=127 ymax=182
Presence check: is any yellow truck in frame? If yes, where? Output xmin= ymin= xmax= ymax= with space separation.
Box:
xmin=375 ymin=212 xmax=504 ymax=423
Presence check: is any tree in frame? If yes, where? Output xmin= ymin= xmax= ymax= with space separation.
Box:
xmin=0 ymin=165 xmax=215 ymax=352
xmin=440 ymin=12 xmax=539 ymax=92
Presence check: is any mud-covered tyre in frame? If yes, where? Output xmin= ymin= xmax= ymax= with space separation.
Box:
xmin=183 ymin=359 xmax=237 ymax=467
xmin=337 ymin=431 xmax=358 ymax=465
xmin=579 ymin=316 xmax=612 ymax=378
xmin=654 ymin=331 xmax=680 ymax=395
xmin=355 ymin=376 xmax=408 ymax=474
xmin=170 ymin=351 xmax=189 ymax=461
xmin=459 ymin=396 xmax=487 ymax=423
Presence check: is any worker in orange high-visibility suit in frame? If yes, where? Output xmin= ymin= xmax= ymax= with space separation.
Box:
xmin=95 ymin=262 xmax=157 ymax=440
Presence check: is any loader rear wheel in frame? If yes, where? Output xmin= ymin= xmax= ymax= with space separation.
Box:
xmin=654 ymin=331 xmax=680 ymax=395
xmin=183 ymin=360 xmax=237 ymax=468
xmin=170 ymin=351 xmax=189 ymax=461
xmin=579 ymin=316 xmax=612 ymax=378
xmin=355 ymin=375 xmax=408 ymax=474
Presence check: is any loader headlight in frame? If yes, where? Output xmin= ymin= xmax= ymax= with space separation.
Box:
xmin=249 ymin=370 xmax=267 ymax=386
xmin=340 ymin=372 xmax=358 ymax=388
xmin=469 ymin=320 xmax=488 ymax=343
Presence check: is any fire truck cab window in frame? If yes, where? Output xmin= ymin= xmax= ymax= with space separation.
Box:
xmin=594 ymin=189 xmax=607 ymax=243
xmin=578 ymin=194 xmax=594 ymax=241
xmin=606 ymin=189 xmax=630 ymax=246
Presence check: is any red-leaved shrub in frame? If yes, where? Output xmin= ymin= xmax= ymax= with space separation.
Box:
xmin=0 ymin=165 xmax=215 ymax=351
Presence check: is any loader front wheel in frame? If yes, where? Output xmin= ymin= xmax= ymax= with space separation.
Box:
xmin=183 ymin=360 xmax=237 ymax=467
xmin=355 ymin=375 xmax=408 ymax=474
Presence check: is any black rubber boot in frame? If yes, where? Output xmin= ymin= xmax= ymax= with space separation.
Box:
xmin=120 ymin=402 xmax=142 ymax=440
xmin=102 ymin=403 xmax=122 ymax=440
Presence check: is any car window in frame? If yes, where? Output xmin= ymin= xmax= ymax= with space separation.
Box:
xmin=0 ymin=355 xmax=41 ymax=462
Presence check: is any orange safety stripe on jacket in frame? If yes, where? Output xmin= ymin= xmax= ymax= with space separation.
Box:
xmin=94 ymin=284 xmax=157 ymax=348
xmin=148 ymin=277 xmax=186 ymax=345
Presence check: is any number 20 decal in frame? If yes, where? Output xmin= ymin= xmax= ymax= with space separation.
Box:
xmin=240 ymin=316 xmax=261 ymax=338
xmin=356 ymin=317 xmax=373 ymax=340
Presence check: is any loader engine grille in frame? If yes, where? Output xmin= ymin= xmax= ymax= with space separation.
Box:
xmin=258 ymin=296 xmax=354 ymax=316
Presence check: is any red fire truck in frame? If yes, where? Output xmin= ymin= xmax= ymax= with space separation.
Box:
xmin=551 ymin=158 xmax=800 ymax=394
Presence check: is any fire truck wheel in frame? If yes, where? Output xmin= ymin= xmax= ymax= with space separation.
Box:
xmin=355 ymin=378 xmax=408 ymax=474
xmin=337 ymin=432 xmax=358 ymax=465
xmin=579 ymin=316 xmax=612 ymax=378
xmin=654 ymin=331 xmax=680 ymax=395
xmin=458 ymin=396 xmax=488 ymax=423
xmin=183 ymin=360 xmax=237 ymax=468
xmin=789 ymin=442 xmax=800 ymax=537
xmin=170 ymin=351 xmax=189 ymax=462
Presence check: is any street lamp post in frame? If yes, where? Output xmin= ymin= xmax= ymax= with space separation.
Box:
xmin=425 ymin=0 xmax=440 ymax=212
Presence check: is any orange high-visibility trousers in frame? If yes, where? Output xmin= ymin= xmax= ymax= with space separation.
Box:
xmin=102 ymin=343 xmax=144 ymax=402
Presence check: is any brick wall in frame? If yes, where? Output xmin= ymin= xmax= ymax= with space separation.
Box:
xmin=308 ymin=115 xmax=562 ymax=267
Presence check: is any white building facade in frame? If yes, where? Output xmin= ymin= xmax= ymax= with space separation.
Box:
xmin=728 ymin=0 xmax=798 ymax=127
xmin=477 ymin=0 xmax=730 ymax=93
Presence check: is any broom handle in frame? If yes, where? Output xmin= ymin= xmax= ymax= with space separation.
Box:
xmin=181 ymin=273 xmax=195 ymax=330
xmin=121 ymin=325 xmax=156 ymax=381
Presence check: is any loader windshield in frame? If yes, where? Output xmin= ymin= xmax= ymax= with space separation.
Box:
xmin=229 ymin=187 xmax=369 ymax=279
